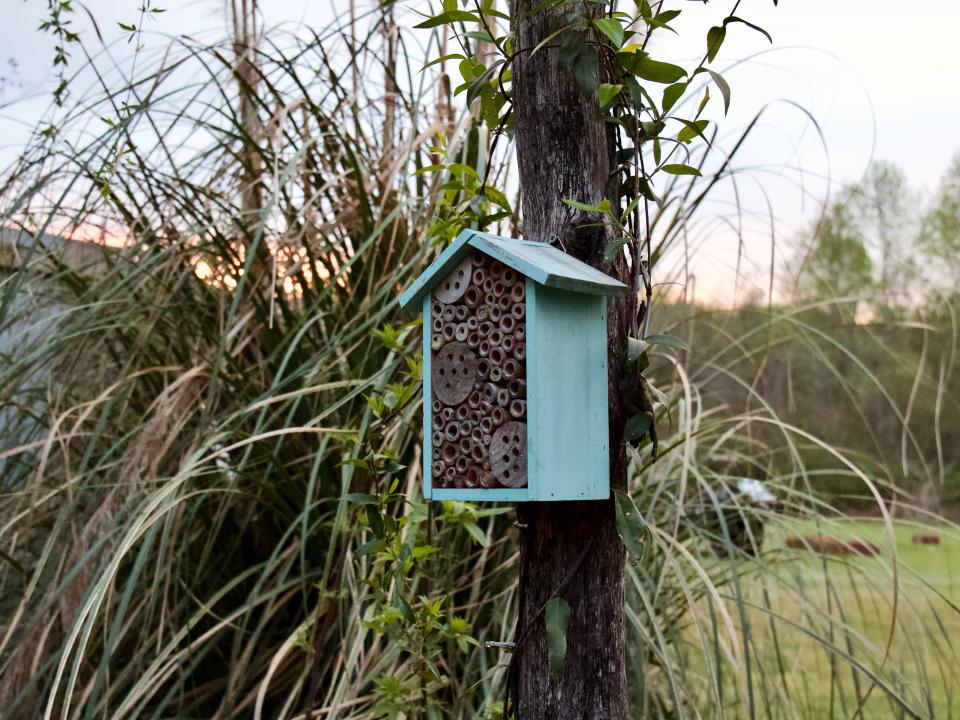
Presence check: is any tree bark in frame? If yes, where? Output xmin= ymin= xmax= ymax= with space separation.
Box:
xmin=508 ymin=2 xmax=633 ymax=718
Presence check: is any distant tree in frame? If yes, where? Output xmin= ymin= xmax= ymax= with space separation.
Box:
xmin=843 ymin=161 xmax=918 ymax=302
xmin=919 ymin=153 xmax=960 ymax=290
xmin=794 ymin=200 xmax=874 ymax=302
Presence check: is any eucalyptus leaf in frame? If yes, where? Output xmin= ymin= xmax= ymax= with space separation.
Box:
xmin=708 ymin=69 xmax=731 ymax=114
xmin=597 ymin=83 xmax=622 ymax=108
xmin=414 ymin=10 xmax=479 ymax=29
xmin=706 ymin=25 xmax=725 ymax=62
xmin=614 ymin=489 xmax=647 ymax=557
xmin=661 ymin=164 xmax=702 ymax=177
xmin=662 ymin=82 xmax=687 ymax=113
xmin=593 ymin=18 xmax=624 ymax=48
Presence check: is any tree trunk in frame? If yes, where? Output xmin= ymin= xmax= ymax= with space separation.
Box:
xmin=508 ymin=2 xmax=633 ymax=718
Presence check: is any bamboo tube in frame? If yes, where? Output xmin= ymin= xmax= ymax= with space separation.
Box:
xmin=442 ymin=306 xmax=456 ymax=322
xmin=432 ymin=430 xmax=444 ymax=447
xmin=502 ymin=335 xmax=515 ymax=353
xmin=499 ymin=315 xmax=515 ymax=334
xmin=454 ymin=323 xmax=469 ymax=342
xmin=498 ymin=294 xmax=511 ymax=311
xmin=432 ymin=462 xmax=445 ymax=479
xmin=431 ymin=335 xmax=444 ymax=351
xmin=472 ymin=267 xmax=486 ymax=285
xmin=442 ymin=443 xmax=457 ymax=463
xmin=489 ymin=306 xmax=502 ymax=322
xmin=432 ymin=301 xmax=444 ymax=317
xmin=515 ymin=343 xmax=526 ymax=361
xmin=471 ymin=443 xmax=485 ymax=463
xmin=478 ymin=321 xmax=493 ymax=336
xmin=492 ymin=281 xmax=506 ymax=297
xmin=467 ymin=316 xmax=478 ymax=330
xmin=432 ymin=447 xmax=441 ymax=461
xmin=496 ymin=388 xmax=510 ymax=407
xmin=489 ymin=261 xmax=503 ymax=279
xmin=491 ymin=407 xmax=506 ymax=426
xmin=432 ymin=400 xmax=442 ymax=414
xmin=463 ymin=286 xmax=481 ymax=307
xmin=480 ymin=417 xmax=493 ymax=433
xmin=455 ymin=455 xmax=469 ymax=474
xmin=483 ymin=382 xmax=498 ymax=403
xmin=502 ymin=358 xmax=518 ymax=380
xmin=456 ymin=405 xmax=468 ymax=420
xmin=477 ymin=359 xmax=490 ymax=380
xmin=479 ymin=340 xmax=490 ymax=357
xmin=444 ymin=421 xmax=459 ymax=442
xmin=512 ymin=302 xmax=525 ymax=320
xmin=477 ymin=305 xmax=490 ymax=322
xmin=466 ymin=466 xmax=481 ymax=487
xmin=454 ymin=305 xmax=468 ymax=321
xmin=441 ymin=324 xmax=455 ymax=342
xmin=488 ymin=331 xmax=503 ymax=349
xmin=489 ymin=366 xmax=503 ymax=382
xmin=445 ymin=466 xmax=456 ymax=485
xmin=467 ymin=389 xmax=482 ymax=409
xmin=510 ymin=283 xmax=525 ymax=303
xmin=467 ymin=330 xmax=481 ymax=349
xmin=483 ymin=278 xmax=495 ymax=293
xmin=432 ymin=317 xmax=444 ymax=333
xmin=459 ymin=436 xmax=472 ymax=454
xmin=442 ymin=407 xmax=455 ymax=422
xmin=508 ymin=378 xmax=526 ymax=398
xmin=471 ymin=426 xmax=484 ymax=444
xmin=503 ymin=268 xmax=516 ymax=283
xmin=510 ymin=399 xmax=526 ymax=418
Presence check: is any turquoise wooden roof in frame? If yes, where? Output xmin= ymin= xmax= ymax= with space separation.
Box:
xmin=399 ymin=229 xmax=627 ymax=310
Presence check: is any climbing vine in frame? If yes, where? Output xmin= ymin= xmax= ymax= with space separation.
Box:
xmin=417 ymin=0 xmax=773 ymax=458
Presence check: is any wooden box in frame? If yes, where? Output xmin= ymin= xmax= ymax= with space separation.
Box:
xmin=399 ymin=230 xmax=626 ymax=501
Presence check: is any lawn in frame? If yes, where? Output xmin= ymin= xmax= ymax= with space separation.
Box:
xmin=686 ymin=518 xmax=960 ymax=719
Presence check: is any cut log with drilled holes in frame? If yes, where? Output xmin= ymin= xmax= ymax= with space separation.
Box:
xmin=430 ymin=253 xmax=528 ymax=489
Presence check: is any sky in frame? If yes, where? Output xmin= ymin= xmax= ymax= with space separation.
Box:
xmin=2 ymin=0 xmax=959 ymax=304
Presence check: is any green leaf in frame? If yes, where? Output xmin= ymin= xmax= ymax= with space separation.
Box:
xmin=632 ymin=57 xmax=685 ymax=84
xmin=653 ymin=138 xmax=662 ymax=165
xmin=463 ymin=521 xmax=488 ymax=546
xmin=708 ymin=69 xmax=731 ymax=114
xmin=562 ymin=197 xmax=611 ymax=215
xmin=597 ymin=83 xmax=622 ymax=108
xmin=677 ymin=119 xmax=709 ymax=144
xmin=593 ymin=18 xmax=624 ymax=48
xmin=724 ymin=16 xmax=773 ymax=44
xmin=603 ymin=236 xmax=630 ymax=263
xmin=365 ymin=506 xmax=384 ymax=539
xmin=661 ymin=164 xmax=702 ymax=177
xmin=421 ymin=53 xmax=465 ymax=70
xmin=545 ymin=597 xmax=571 ymax=675
xmin=706 ymin=25 xmax=726 ymax=62
xmin=624 ymin=412 xmax=654 ymax=445
xmin=662 ymin=82 xmax=687 ymax=113
xmin=414 ymin=10 xmax=479 ymax=29
xmin=627 ymin=336 xmax=650 ymax=362
xmin=614 ymin=489 xmax=647 ymax=557
xmin=117 ymin=22 xmax=137 ymax=31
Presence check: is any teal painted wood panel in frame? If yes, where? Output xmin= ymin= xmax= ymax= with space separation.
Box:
xmin=527 ymin=285 xmax=609 ymax=500
xmin=430 ymin=487 xmax=530 ymax=502
xmin=469 ymin=233 xmax=627 ymax=297
xmin=400 ymin=230 xmax=627 ymax=310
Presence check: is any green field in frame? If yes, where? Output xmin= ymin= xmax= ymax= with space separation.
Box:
xmin=701 ymin=519 xmax=960 ymax=719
